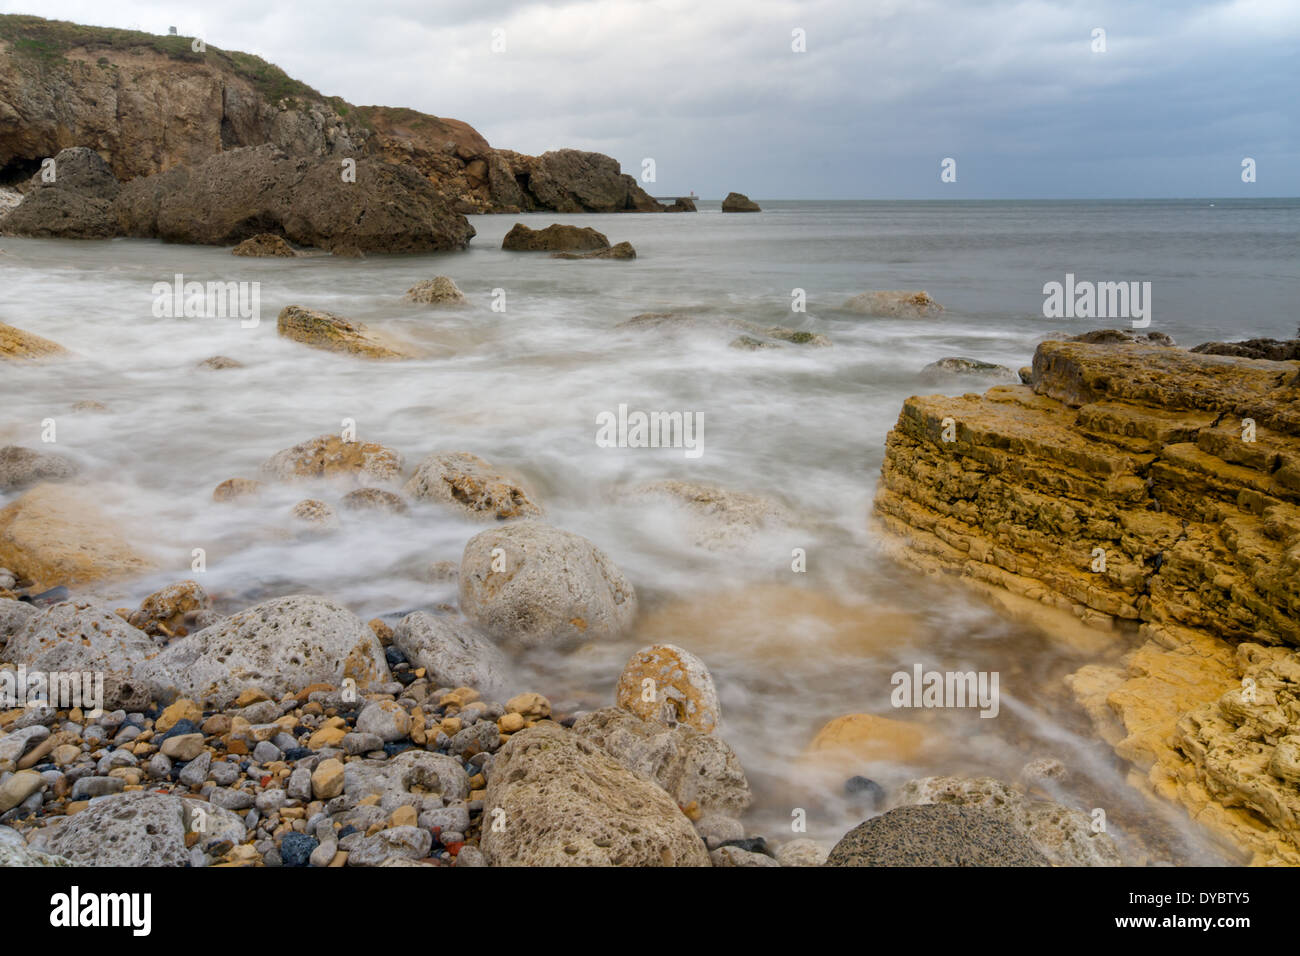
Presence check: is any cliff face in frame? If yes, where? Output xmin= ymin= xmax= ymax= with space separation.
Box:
xmin=874 ymin=339 xmax=1300 ymax=865
xmin=0 ymin=15 xmax=662 ymax=215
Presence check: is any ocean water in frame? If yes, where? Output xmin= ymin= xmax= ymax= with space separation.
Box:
xmin=2 ymin=198 xmax=1297 ymax=863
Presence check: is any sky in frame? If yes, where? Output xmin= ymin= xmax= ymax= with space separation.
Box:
xmin=4 ymin=0 xmax=1298 ymax=198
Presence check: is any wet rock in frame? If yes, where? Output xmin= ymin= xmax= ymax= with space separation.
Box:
xmin=391 ymin=611 xmax=509 ymax=694
xmin=212 ymin=477 xmax=264 ymax=502
xmin=114 ymin=145 xmax=475 ymax=253
xmin=3 ymin=602 xmax=173 ymax=710
xmin=730 ymin=335 xmax=780 ymax=351
xmin=0 ymin=446 xmax=80 ymax=491
xmin=289 ymin=498 xmax=340 ymax=531
xmin=574 ymin=707 xmax=750 ymax=816
xmin=896 ymin=775 xmax=1123 ymax=866
xmin=803 ymin=713 xmax=935 ymax=770
xmin=826 ymin=804 xmax=1050 ymax=866
xmin=405 ymin=276 xmax=466 ymax=305
xmin=403 ymin=451 xmax=541 ymax=520
xmin=261 ymin=433 xmax=403 ymax=485
xmin=720 ymin=191 xmax=760 ymax=212
xmin=624 ymin=480 xmax=790 ymax=550
xmin=0 ymin=484 xmax=156 ymax=592
xmin=0 ymin=323 xmax=68 ymax=361
xmin=551 ymin=241 xmax=636 ymax=260
xmin=843 ymin=290 xmax=943 ymax=318
xmin=197 ymin=355 xmax=243 ymax=370
xmin=1190 ymin=337 xmax=1300 ymax=361
xmin=501 ymin=222 xmax=609 ymax=252
xmin=521 ymin=149 xmax=662 ymax=213
xmin=277 ymin=305 xmax=422 ymax=360
xmin=127 ymin=580 xmax=212 ymax=640
xmin=481 ymin=722 xmax=709 ymax=866
xmin=3 ymin=147 xmax=119 ymax=239
xmin=614 ymin=644 xmax=721 ymax=733
xmin=232 ymin=233 xmax=297 ymax=257
xmin=340 ymin=488 xmax=409 ymax=514
xmin=920 ymin=357 xmax=1018 ymax=382
xmin=459 ymin=521 xmax=637 ymax=649
xmin=154 ymin=595 xmax=390 ymax=708
xmin=1068 ymin=328 xmax=1176 ymax=346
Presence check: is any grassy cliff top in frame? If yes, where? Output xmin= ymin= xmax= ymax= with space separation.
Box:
xmin=0 ymin=14 xmax=345 ymax=110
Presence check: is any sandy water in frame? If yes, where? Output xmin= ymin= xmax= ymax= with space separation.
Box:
xmin=4 ymin=199 xmax=1298 ymax=863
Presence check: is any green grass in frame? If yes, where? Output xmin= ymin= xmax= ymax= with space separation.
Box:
xmin=0 ymin=14 xmax=337 ymax=106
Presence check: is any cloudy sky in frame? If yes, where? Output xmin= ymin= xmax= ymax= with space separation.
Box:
xmin=6 ymin=0 xmax=1298 ymax=198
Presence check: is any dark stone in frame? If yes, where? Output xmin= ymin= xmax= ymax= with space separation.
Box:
xmin=279 ymin=832 xmax=319 ymax=867
xmin=825 ymin=805 xmax=1050 ymax=867
xmin=718 ymin=837 xmax=771 ymax=856
xmin=385 ymin=646 xmax=407 ymax=668
xmin=845 ymin=776 xmax=886 ymax=809
xmin=383 ymin=741 xmax=415 ymax=758
xmin=1190 ymin=338 xmax=1300 ymax=361
xmin=158 ymin=719 xmax=200 ymax=741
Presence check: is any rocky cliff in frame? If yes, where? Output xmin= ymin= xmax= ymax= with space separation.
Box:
xmin=0 ymin=14 xmax=662 ymax=216
xmin=874 ymin=336 xmax=1300 ymax=865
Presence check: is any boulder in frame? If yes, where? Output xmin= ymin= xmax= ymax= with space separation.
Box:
xmin=153 ymin=595 xmax=390 ymax=708
xmin=721 ymin=191 xmax=760 ymax=212
xmin=825 ymin=804 xmax=1051 ymax=866
xmin=343 ymin=749 xmax=469 ymax=806
xmin=340 ymin=488 xmax=408 ymax=514
xmin=0 ymin=446 xmax=79 ymax=491
xmin=260 ymin=433 xmax=403 ymax=485
xmin=573 ymin=707 xmax=751 ymax=816
xmin=212 ymin=478 xmax=264 ymax=502
xmin=390 ymin=611 xmax=509 ymax=694
xmin=42 ymin=791 xmax=245 ymax=866
xmin=804 ymin=713 xmax=935 ymax=768
xmin=404 ymin=276 xmax=466 ymax=305
xmin=551 ymin=241 xmax=636 ymax=260
xmin=481 ymin=722 xmax=710 ymax=866
xmin=501 ymin=222 xmax=609 ymax=252
xmin=289 ymin=498 xmax=340 ymax=531
xmin=459 ymin=521 xmax=637 ymax=649
xmin=525 ymin=149 xmax=662 ymax=213
xmin=0 ymin=598 xmax=37 ymax=648
xmin=0 ymin=843 xmax=73 ymax=867
xmin=277 ymin=305 xmax=421 ymax=360
xmin=920 ymin=358 xmax=1018 ymax=382
xmin=843 ymin=290 xmax=943 ymax=318
xmin=614 ymin=644 xmax=721 ymax=733
xmin=1191 ymin=338 xmax=1300 ymax=361
xmin=0 ymin=323 xmax=67 ymax=361
xmin=664 ymin=197 xmax=697 ymax=212
xmin=624 ymin=479 xmax=789 ymax=550
xmin=895 ymin=775 xmax=1123 ymax=866
xmin=2 ymin=602 xmax=172 ymax=710
xmin=1069 ymin=329 xmax=1176 ymax=347
xmin=113 ymin=145 xmax=475 ymax=253
xmin=231 ymin=233 xmax=297 ymax=257
xmin=2 ymin=147 xmax=120 ymax=239
xmin=403 ymin=451 xmax=542 ymax=520
xmin=0 ymin=484 xmax=156 ymax=592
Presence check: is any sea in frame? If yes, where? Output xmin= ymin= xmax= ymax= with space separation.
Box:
xmin=3 ymin=197 xmax=1298 ymax=863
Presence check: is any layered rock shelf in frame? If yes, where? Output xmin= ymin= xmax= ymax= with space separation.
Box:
xmin=874 ymin=338 xmax=1300 ymax=865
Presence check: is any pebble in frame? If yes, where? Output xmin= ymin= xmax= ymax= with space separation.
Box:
xmin=70 ymin=776 xmax=124 ymax=800
xmin=279 ymin=831 xmax=318 ymax=867
xmin=311 ymin=759 xmax=345 ymax=800
xmin=178 ymin=751 xmax=212 ymax=788
xmin=160 ymin=733 xmax=205 ymax=761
